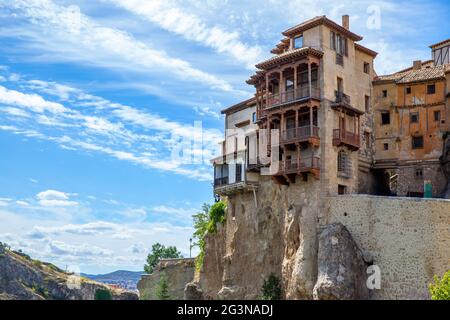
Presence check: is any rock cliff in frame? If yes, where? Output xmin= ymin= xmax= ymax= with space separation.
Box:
xmin=0 ymin=243 xmax=138 ymax=300
xmin=138 ymin=258 xmax=195 ymax=300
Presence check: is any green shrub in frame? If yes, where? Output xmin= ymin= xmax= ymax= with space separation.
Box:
xmin=192 ymin=202 xmax=226 ymax=271
xmin=261 ymin=273 xmax=282 ymax=300
xmin=94 ymin=288 xmax=113 ymax=300
xmin=207 ymin=201 xmax=226 ymax=233
xmin=155 ymin=273 xmax=171 ymax=300
xmin=429 ymin=270 xmax=450 ymax=300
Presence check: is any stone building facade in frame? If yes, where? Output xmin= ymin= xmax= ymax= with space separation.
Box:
xmin=194 ymin=16 xmax=450 ymax=301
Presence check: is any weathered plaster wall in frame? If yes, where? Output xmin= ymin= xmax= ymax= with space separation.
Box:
xmin=322 ymin=195 xmax=450 ymax=299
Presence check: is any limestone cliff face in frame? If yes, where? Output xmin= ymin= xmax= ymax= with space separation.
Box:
xmin=194 ymin=176 xmax=322 ymax=300
xmin=138 ymin=258 xmax=195 ymax=300
xmin=0 ymin=244 xmax=138 ymax=300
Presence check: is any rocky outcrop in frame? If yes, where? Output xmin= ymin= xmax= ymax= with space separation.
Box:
xmin=184 ymin=282 xmax=203 ymax=300
xmin=197 ymin=177 xmax=321 ymax=300
xmin=0 ymin=244 xmax=138 ymax=300
xmin=313 ymin=223 xmax=369 ymax=300
xmin=138 ymin=258 xmax=195 ymax=300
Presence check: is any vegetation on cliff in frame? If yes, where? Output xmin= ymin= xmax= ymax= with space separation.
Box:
xmin=192 ymin=201 xmax=226 ymax=271
xmin=261 ymin=273 xmax=282 ymax=300
xmin=155 ymin=272 xmax=171 ymax=300
xmin=429 ymin=270 xmax=450 ymax=300
xmin=144 ymin=243 xmax=182 ymax=274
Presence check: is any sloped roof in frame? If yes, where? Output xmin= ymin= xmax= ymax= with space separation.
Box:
xmin=221 ymin=97 xmax=256 ymax=115
xmin=255 ymin=47 xmax=323 ymax=70
xmin=355 ymin=43 xmax=378 ymax=57
xmin=396 ymin=65 xmax=446 ymax=83
xmin=282 ymin=15 xmax=363 ymax=41
xmin=374 ymin=61 xmax=446 ymax=84
xmin=430 ymin=38 xmax=450 ymax=49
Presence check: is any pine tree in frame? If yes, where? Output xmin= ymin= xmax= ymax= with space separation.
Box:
xmin=155 ymin=273 xmax=171 ymax=300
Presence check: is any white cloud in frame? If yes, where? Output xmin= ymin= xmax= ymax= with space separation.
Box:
xmin=0 ymin=85 xmax=67 ymax=114
xmin=4 ymin=0 xmax=234 ymax=92
xmin=127 ymin=242 xmax=146 ymax=254
xmin=48 ymin=240 xmax=113 ymax=257
xmin=36 ymin=190 xmax=78 ymax=207
xmin=152 ymin=205 xmax=197 ymax=220
xmin=108 ymin=0 xmax=263 ymax=69
xmin=16 ymin=200 xmax=30 ymax=206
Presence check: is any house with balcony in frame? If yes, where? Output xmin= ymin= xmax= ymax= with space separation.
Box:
xmin=247 ymin=15 xmax=377 ymax=194
xmin=211 ymin=98 xmax=261 ymax=197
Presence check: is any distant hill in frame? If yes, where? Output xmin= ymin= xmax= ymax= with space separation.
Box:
xmin=81 ymin=270 xmax=143 ymax=292
xmin=0 ymin=242 xmax=138 ymax=300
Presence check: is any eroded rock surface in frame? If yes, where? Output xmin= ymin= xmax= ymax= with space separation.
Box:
xmin=313 ymin=223 xmax=369 ymax=300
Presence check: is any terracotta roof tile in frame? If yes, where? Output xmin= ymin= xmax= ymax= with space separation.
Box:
xmin=255 ymin=47 xmax=323 ymax=70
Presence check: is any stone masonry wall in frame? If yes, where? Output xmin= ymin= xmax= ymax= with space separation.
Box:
xmin=322 ymin=195 xmax=450 ymax=299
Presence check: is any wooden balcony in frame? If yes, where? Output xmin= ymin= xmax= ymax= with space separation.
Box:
xmin=273 ymin=156 xmax=321 ymax=184
xmin=333 ymin=129 xmax=360 ymax=150
xmin=281 ymin=125 xmax=320 ymax=146
xmin=267 ymin=86 xmax=320 ymax=109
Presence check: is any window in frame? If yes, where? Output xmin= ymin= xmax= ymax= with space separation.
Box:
xmin=236 ymin=163 xmax=242 ymax=182
xmin=415 ymin=168 xmax=423 ymax=179
xmin=331 ymin=31 xmax=347 ymax=66
xmin=252 ymin=112 xmax=257 ymax=123
xmin=406 ymin=87 xmax=411 ymax=94
xmin=337 ymin=150 xmax=351 ymax=178
xmin=382 ymin=90 xmax=387 ymax=98
xmin=338 ymin=185 xmax=347 ymax=195
xmin=294 ymin=35 xmax=303 ymax=49
xmin=363 ymin=62 xmax=370 ymax=74
xmin=427 ymin=84 xmax=436 ymax=94
xmin=337 ymin=77 xmax=343 ymax=94
xmin=434 ymin=110 xmax=441 ymax=122
xmin=364 ymin=95 xmax=370 ymax=112
xmin=383 ymin=143 xmax=389 ymax=150
xmin=364 ymin=132 xmax=371 ymax=148
xmin=410 ymin=112 xmax=419 ymax=123
xmin=381 ymin=112 xmax=390 ymax=125
xmin=412 ymin=136 xmax=424 ymax=149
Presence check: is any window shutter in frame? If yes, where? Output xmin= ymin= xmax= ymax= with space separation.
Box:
xmin=330 ymin=31 xmax=335 ymax=50
xmin=344 ymin=38 xmax=348 ymax=56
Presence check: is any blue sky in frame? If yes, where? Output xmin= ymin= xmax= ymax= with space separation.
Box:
xmin=0 ymin=0 xmax=449 ymax=274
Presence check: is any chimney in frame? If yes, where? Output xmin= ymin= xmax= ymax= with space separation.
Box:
xmin=342 ymin=15 xmax=350 ymax=30
xmin=413 ymin=60 xmax=422 ymax=70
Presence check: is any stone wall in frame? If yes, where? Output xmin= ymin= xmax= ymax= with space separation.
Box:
xmin=322 ymin=194 xmax=450 ymax=299
xmin=138 ymin=258 xmax=195 ymax=300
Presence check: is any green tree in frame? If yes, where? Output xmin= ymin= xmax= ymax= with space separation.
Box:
xmin=429 ymin=270 xmax=450 ymax=300
xmin=207 ymin=201 xmax=226 ymax=233
xmin=261 ymin=273 xmax=282 ymax=300
xmin=192 ymin=203 xmax=210 ymax=271
xmin=155 ymin=273 xmax=171 ymax=300
xmin=94 ymin=288 xmax=113 ymax=300
xmin=144 ymin=243 xmax=182 ymax=274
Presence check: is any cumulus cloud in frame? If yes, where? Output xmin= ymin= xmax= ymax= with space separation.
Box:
xmin=36 ymin=190 xmax=78 ymax=207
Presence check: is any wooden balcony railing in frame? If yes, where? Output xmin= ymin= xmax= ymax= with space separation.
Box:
xmin=267 ymin=86 xmax=320 ymax=108
xmin=278 ymin=156 xmax=320 ymax=174
xmin=281 ymin=126 xmax=319 ymax=143
xmin=332 ymin=129 xmax=360 ymax=150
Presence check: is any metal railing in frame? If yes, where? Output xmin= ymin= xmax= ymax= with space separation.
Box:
xmin=334 ymin=91 xmax=351 ymax=105
xmin=267 ymin=86 xmax=320 ymax=108
xmin=214 ymin=176 xmax=229 ymax=187
xmin=336 ymin=53 xmax=344 ymax=66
